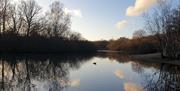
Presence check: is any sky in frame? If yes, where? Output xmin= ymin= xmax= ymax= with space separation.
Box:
xmin=29 ymin=0 xmax=178 ymax=41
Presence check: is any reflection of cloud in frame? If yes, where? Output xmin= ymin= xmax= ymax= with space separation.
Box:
xmin=115 ymin=69 xmax=124 ymax=79
xmin=124 ymin=83 xmax=144 ymax=91
xmin=64 ymin=8 xmax=82 ymax=18
xmin=59 ymin=79 xmax=80 ymax=87
xmin=70 ymin=79 xmax=80 ymax=87
xmin=126 ymin=0 xmax=156 ymax=16
xmin=116 ymin=20 xmax=128 ymax=30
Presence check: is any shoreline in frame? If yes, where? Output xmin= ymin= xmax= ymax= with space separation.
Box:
xmin=130 ymin=53 xmax=180 ymax=65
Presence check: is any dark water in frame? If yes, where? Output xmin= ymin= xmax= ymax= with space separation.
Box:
xmin=0 ymin=53 xmax=180 ymax=91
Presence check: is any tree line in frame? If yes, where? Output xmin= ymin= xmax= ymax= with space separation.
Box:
xmin=0 ymin=0 xmax=96 ymax=53
xmin=94 ymin=31 xmax=158 ymax=54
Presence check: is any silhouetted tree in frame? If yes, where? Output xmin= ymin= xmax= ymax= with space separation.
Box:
xmin=45 ymin=1 xmax=71 ymax=38
xmin=0 ymin=0 xmax=96 ymax=53
xmin=8 ymin=3 xmax=23 ymax=34
xmin=19 ymin=0 xmax=41 ymax=36
xmin=1 ymin=0 xmax=10 ymax=33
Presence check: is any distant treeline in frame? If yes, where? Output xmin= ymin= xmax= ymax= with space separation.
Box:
xmin=0 ymin=0 xmax=96 ymax=53
xmin=94 ymin=35 xmax=158 ymax=54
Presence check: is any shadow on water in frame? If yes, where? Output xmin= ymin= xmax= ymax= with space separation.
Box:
xmin=0 ymin=54 xmax=94 ymax=91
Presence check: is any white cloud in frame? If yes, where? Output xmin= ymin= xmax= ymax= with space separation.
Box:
xmin=124 ymin=83 xmax=144 ymax=91
xmin=115 ymin=69 xmax=125 ymax=79
xmin=126 ymin=0 xmax=157 ymax=16
xmin=116 ymin=20 xmax=128 ymax=30
xmin=64 ymin=8 xmax=82 ymax=18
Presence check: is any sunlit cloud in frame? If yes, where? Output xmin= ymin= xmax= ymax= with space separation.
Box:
xmin=116 ymin=20 xmax=128 ymax=30
xmin=126 ymin=0 xmax=157 ymax=16
xmin=124 ymin=83 xmax=144 ymax=91
xmin=64 ymin=8 xmax=82 ymax=18
xmin=115 ymin=69 xmax=125 ymax=79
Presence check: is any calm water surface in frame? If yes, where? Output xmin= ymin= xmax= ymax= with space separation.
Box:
xmin=0 ymin=53 xmax=180 ymax=91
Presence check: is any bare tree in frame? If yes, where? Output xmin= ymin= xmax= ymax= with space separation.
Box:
xmin=46 ymin=1 xmax=71 ymax=38
xmin=8 ymin=3 xmax=23 ymax=34
xmin=0 ymin=0 xmax=3 ymax=32
xmin=144 ymin=0 xmax=180 ymax=59
xmin=19 ymin=0 xmax=41 ymax=36
xmin=133 ymin=29 xmax=146 ymax=39
xmin=0 ymin=0 xmax=10 ymax=33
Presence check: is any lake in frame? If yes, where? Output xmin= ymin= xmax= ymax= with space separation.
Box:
xmin=0 ymin=53 xmax=180 ymax=91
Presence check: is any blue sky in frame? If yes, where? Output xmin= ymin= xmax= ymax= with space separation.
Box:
xmin=35 ymin=0 xmax=177 ymax=41
xmin=61 ymin=0 xmax=141 ymax=41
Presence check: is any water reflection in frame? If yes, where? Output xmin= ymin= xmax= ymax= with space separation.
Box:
xmin=0 ymin=53 xmax=180 ymax=91
xmin=115 ymin=69 xmax=125 ymax=79
xmin=98 ymin=53 xmax=180 ymax=91
xmin=142 ymin=63 xmax=180 ymax=91
xmin=0 ymin=54 xmax=93 ymax=91
xmin=124 ymin=83 xmax=144 ymax=91
xmin=97 ymin=53 xmax=129 ymax=63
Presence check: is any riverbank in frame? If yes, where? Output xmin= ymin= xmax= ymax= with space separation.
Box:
xmin=130 ymin=53 xmax=180 ymax=65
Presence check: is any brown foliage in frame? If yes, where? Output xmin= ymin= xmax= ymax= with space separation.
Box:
xmin=107 ymin=36 xmax=157 ymax=54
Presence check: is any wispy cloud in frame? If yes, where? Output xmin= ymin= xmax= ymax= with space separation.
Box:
xmin=124 ymin=83 xmax=144 ymax=91
xmin=126 ymin=0 xmax=157 ymax=16
xmin=116 ymin=20 xmax=128 ymax=30
xmin=64 ymin=8 xmax=82 ymax=18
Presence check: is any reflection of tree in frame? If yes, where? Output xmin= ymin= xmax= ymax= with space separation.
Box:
xmin=131 ymin=62 xmax=144 ymax=74
xmin=131 ymin=62 xmax=160 ymax=75
xmin=0 ymin=54 xmax=93 ymax=91
xmin=97 ymin=53 xmax=130 ymax=63
xmin=1 ymin=60 xmax=5 ymax=90
xmin=143 ymin=63 xmax=180 ymax=91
